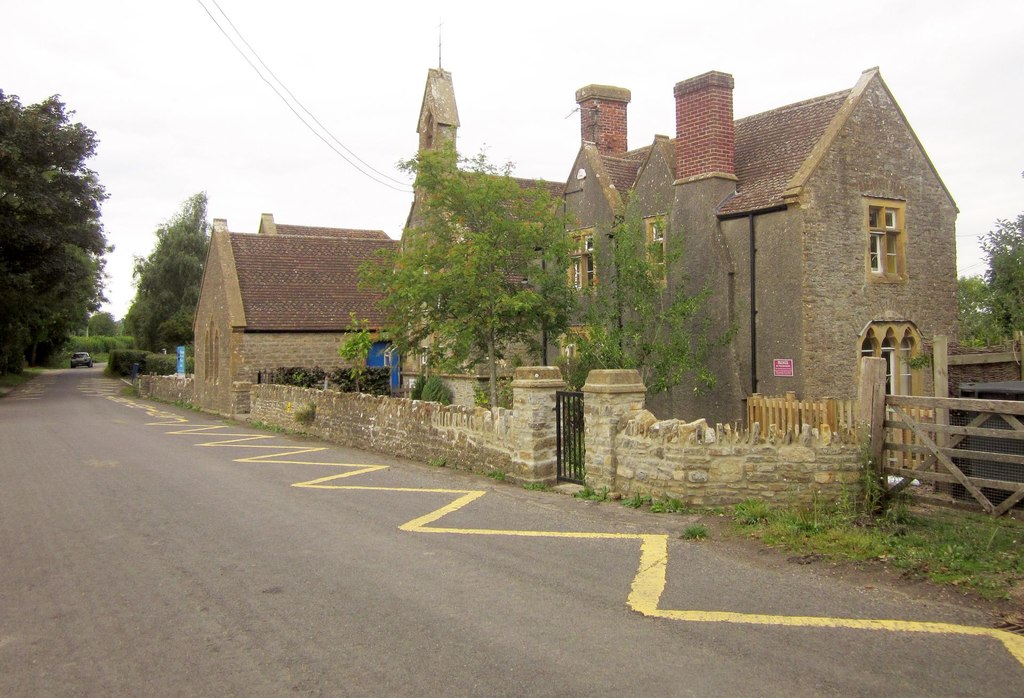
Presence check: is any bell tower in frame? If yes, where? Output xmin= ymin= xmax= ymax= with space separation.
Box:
xmin=417 ymin=68 xmax=460 ymax=153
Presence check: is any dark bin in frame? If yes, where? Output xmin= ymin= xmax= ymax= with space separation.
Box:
xmin=950 ymin=381 xmax=1024 ymax=509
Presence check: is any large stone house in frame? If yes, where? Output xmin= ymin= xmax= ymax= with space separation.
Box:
xmin=562 ymin=68 xmax=958 ymax=423
xmin=192 ymin=213 xmax=397 ymax=415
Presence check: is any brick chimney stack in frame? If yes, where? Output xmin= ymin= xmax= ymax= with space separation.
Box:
xmin=673 ymin=71 xmax=736 ymax=181
xmin=575 ymin=84 xmax=631 ymax=156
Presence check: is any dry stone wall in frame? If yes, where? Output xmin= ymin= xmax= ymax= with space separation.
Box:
xmin=250 ymin=384 xmax=517 ymax=477
xmin=138 ymin=375 xmax=196 ymax=404
xmin=611 ymin=413 xmax=862 ymax=506
xmin=584 ymin=369 xmax=863 ymax=506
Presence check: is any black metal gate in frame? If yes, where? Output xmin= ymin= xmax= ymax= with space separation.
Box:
xmin=556 ymin=391 xmax=585 ymax=484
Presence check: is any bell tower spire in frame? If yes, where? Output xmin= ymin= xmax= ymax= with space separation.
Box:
xmin=417 ymin=68 xmax=460 ymax=153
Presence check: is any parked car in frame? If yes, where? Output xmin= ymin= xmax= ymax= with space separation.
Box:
xmin=70 ymin=352 xmax=94 ymax=368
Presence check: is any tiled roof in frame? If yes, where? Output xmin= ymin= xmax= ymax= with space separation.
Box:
xmin=719 ymin=89 xmax=850 ymax=216
xmin=601 ymin=150 xmax=647 ymax=192
xmin=229 ymin=232 xmax=396 ymax=331
xmin=512 ymin=176 xmax=566 ymax=199
xmin=273 ymin=224 xmax=390 ymax=240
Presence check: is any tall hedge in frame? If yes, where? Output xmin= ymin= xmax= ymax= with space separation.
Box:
xmin=107 ymin=350 xmax=194 ymax=377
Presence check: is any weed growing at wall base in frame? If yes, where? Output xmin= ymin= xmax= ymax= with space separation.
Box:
xmin=573 ymin=484 xmax=609 ymax=502
xmin=293 ymin=402 xmax=316 ymax=427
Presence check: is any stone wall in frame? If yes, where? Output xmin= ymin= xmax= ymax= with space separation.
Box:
xmin=612 ymin=416 xmax=862 ymax=506
xmin=584 ymin=370 xmax=863 ymax=506
xmin=250 ymin=384 xmax=519 ymax=478
xmin=248 ymin=366 xmax=567 ymax=483
xmin=138 ymin=375 xmax=197 ymax=404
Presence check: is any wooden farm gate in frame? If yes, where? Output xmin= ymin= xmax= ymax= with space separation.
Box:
xmin=880 ymin=394 xmax=1024 ymax=516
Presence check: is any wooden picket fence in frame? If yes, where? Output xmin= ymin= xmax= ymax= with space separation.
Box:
xmin=884 ymin=405 xmax=935 ymax=470
xmin=746 ymin=392 xmax=857 ymax=442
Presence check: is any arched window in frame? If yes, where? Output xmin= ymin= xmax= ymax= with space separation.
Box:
xmin=881 ymin=334 xmax=896 ymax=394
xmin=858 ymin=322 xmax=922 ymax=395
xmin=899 ymin=336 xmax=914 ymax=395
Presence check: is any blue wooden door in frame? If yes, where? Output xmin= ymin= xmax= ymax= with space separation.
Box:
xmin=367 ymin=341 xmax=400 ymax=390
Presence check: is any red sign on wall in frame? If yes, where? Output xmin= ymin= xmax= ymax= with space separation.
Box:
xmin=773 ymin=359 xmax=794 ymax=377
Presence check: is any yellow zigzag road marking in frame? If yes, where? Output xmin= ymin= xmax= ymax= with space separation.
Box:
xmin=108 ymin=395 xmax=188 ymax=425
xmin=116 ymin=396 xmax=1024 ymax=669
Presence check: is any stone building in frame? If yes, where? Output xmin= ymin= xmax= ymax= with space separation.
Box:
xmin=192 ymin=213 xmax=397 ymax=415
xmin=563 ymin=68 xmax=958 ymax=423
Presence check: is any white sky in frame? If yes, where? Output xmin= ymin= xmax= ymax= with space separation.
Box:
xmin=5 ymin=1 xmax=1022 ymax=319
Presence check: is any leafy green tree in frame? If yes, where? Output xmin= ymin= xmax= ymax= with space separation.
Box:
xmin=563 ymin=205 xmax=720 ymax=394
xmin=124 ymin=192 xmax=209 ymax=351
xmin=981 ymin=211 xmax=1024 ymax=339
xmin=87 ymin=311 xmax=119 ymax=337
xmin=366 ymin=146 xmax=574 ymax=407
xmin=337 ymin=313 xmax=374 ymax=393
xmin=957 ymin=275 xmax=1004 ymax=347
xmin=0 ymin=91 xmax=108 ymax=372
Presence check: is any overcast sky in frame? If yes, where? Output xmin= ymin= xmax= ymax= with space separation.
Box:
xmin=5 ymin=0 xmax=1022 ymax=319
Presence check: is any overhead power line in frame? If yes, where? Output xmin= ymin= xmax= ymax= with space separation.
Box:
xmin=195 ymin=0 xmax=413 ymax=193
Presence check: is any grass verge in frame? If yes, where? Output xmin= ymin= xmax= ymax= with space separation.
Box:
xmin=0 ymin=368 xmax=45 ymax=395
xmin=730 ymin=496 xmax=1024 ymax=601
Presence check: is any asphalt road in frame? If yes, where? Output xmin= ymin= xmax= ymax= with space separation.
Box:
xmin=1 ymin=367 xmax=1022 ymax=696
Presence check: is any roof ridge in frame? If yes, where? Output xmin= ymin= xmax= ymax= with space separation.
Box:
xmin=736 ymin=88 xmax=850 ymax=125
xmin=275 ymin=223 xmax=387 ymax=232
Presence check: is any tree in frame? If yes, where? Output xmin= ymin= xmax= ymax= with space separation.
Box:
xmin=366 ymin=146 xmax=574 ymax=407
xmin=981 ymin=211 xmax=1024 ymax=339
xmin=0 ymin=91 xmax=108 ymax=372
xmin=124 ymin=192 xmax=209 ymax=351
xmin=87 ymin=311 xmax=119 ymax=337
xmin=563 ymin=205 xmax=721 ymax=395
xmin=957 ymin=275 xmax=1004 ymax=347
xmin=337 ymin=313 xmax=374 ymax=393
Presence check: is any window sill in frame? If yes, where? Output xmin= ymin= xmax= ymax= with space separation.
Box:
xmin=867 ymin=273 xmax=907 ymax=284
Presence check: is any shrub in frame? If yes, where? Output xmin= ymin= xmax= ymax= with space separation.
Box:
xmin=410 ymin=375 xmax=426 ymax=400
xmin=262 ymin=367 xmax=327 ymax=388
xmin=328 ymin=366 xmax=391 ymax=395
xmin=107 ymin=349 xmax=149 ymax=376
xmin=107 ymin=349 xmax=194 ymax=377
xmin=420 ymin=375 xmax=453 ymax=405
xmin=473 ymin=378 xmax=513 ymax=409
xmin=144 ymin=353 xmax=177 ymax=376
